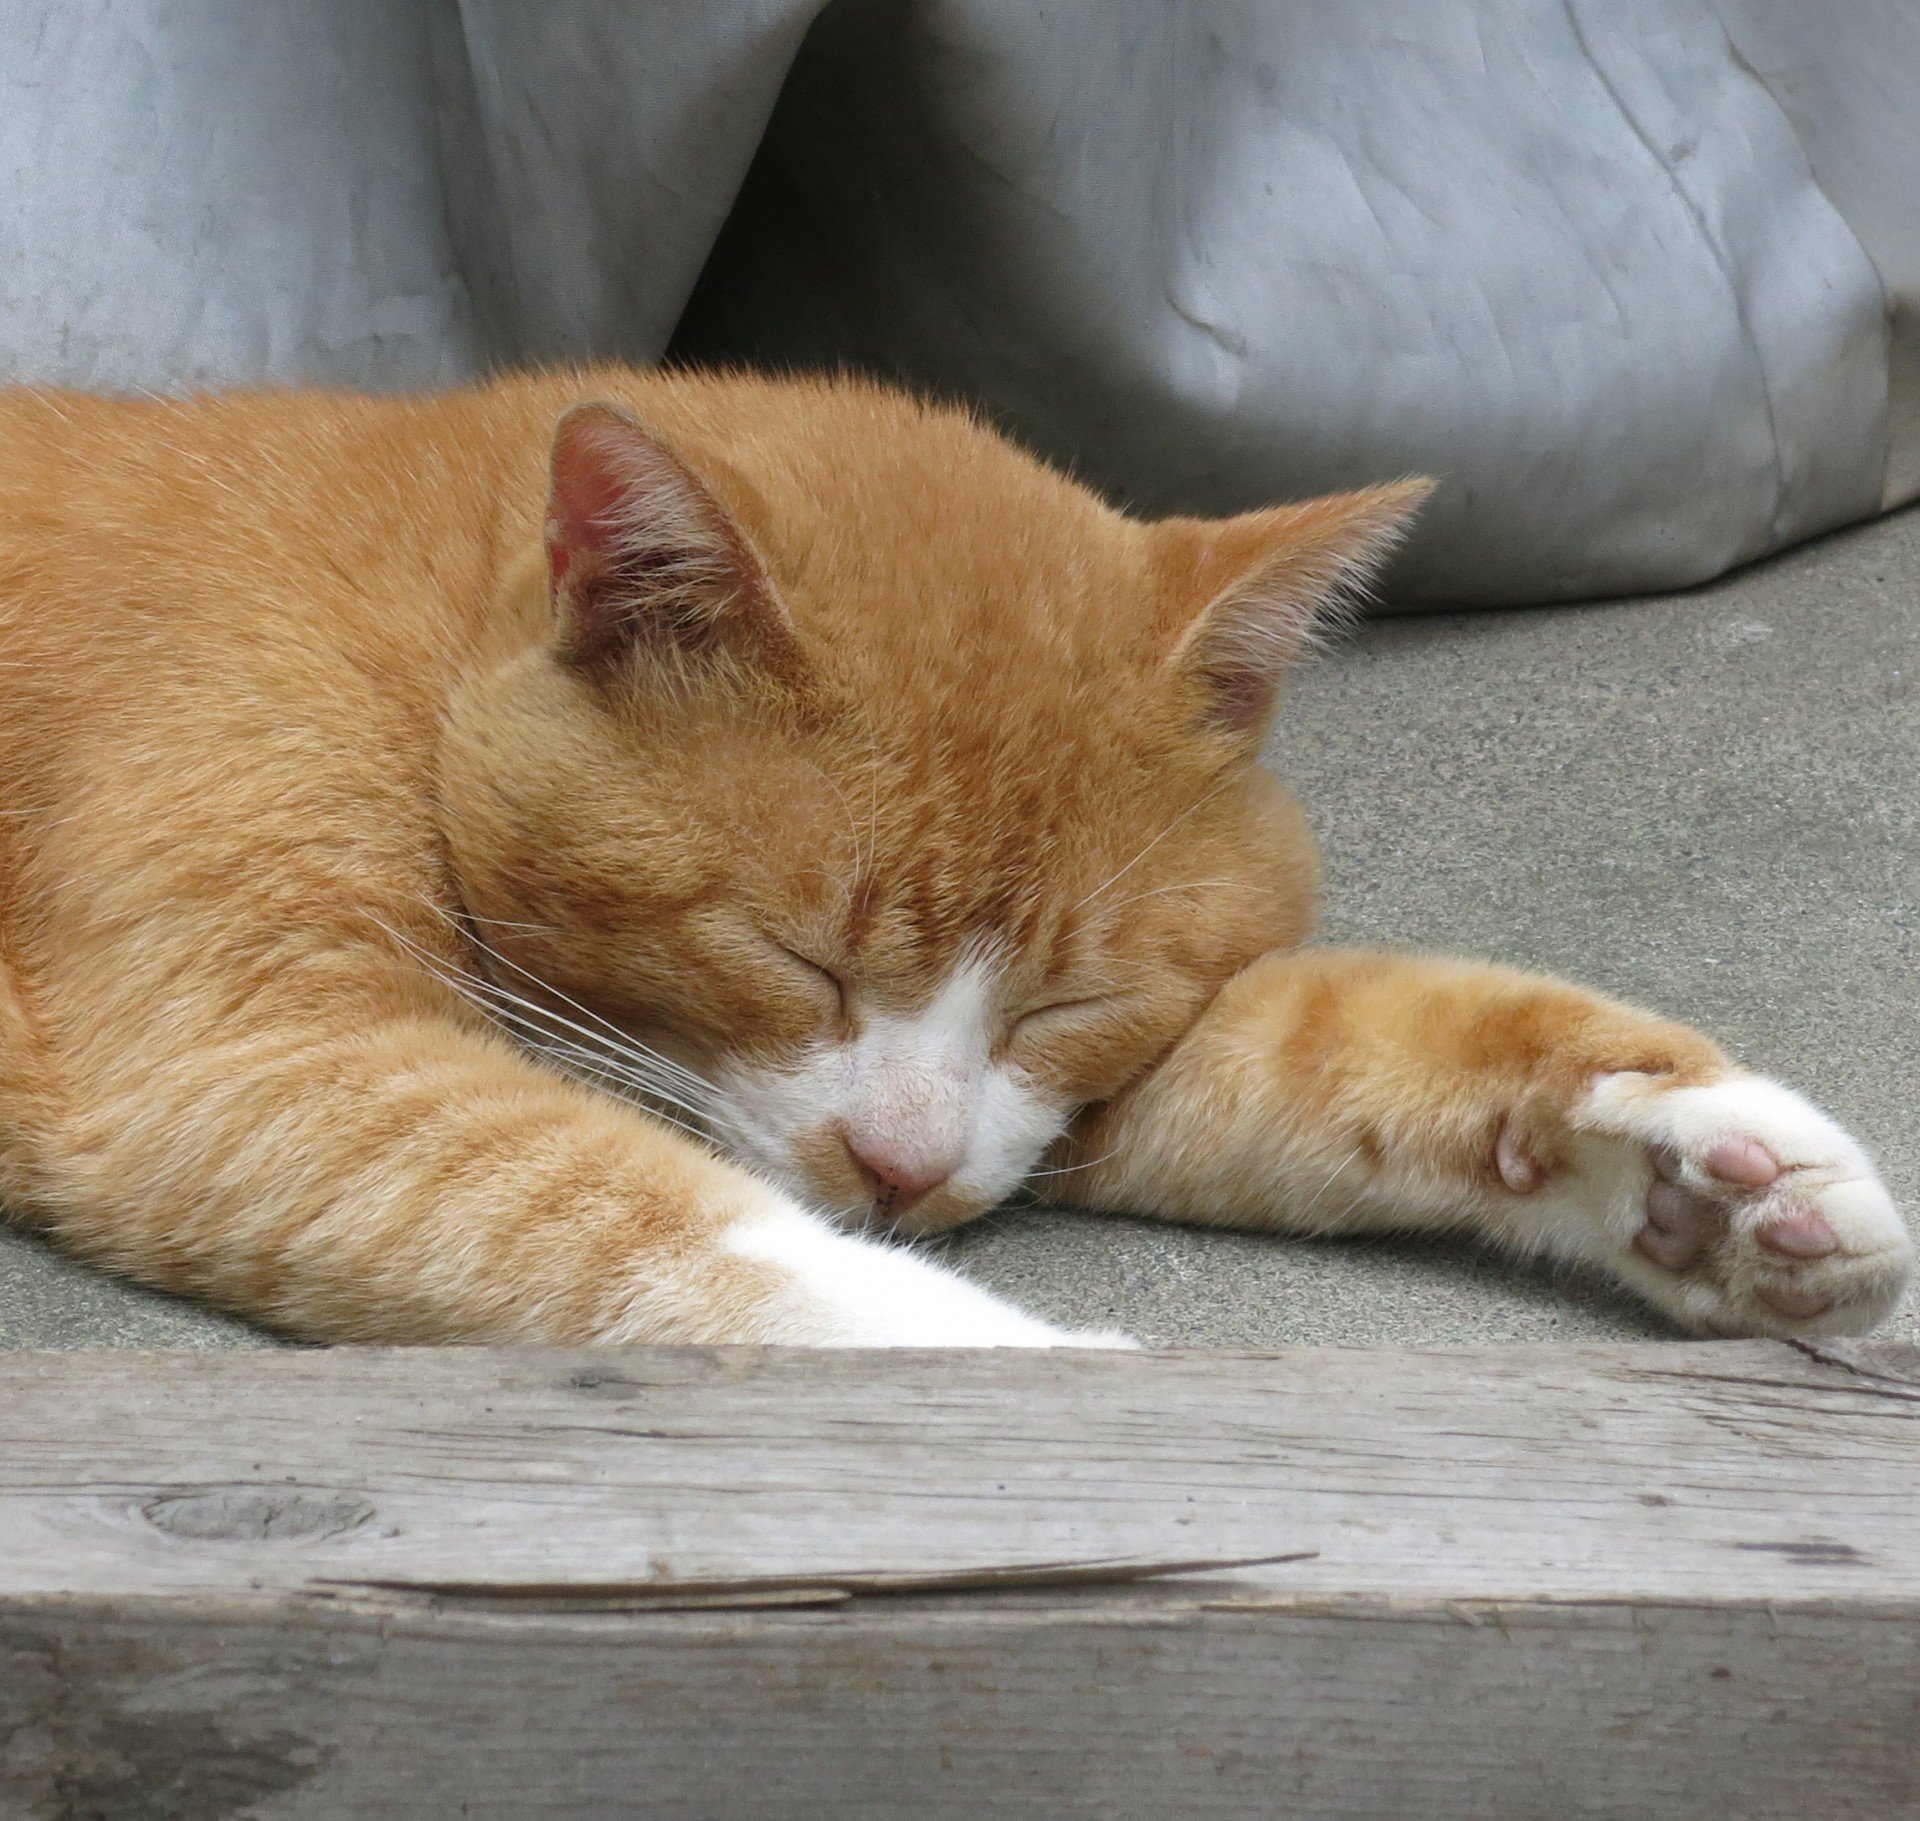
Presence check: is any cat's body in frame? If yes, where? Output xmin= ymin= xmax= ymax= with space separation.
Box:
xmin=0 ymin=371 xmax=1908 ymax=1344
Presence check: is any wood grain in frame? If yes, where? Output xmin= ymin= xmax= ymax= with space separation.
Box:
xmin=1 ymin=1340 xmax=1915 ymax=1817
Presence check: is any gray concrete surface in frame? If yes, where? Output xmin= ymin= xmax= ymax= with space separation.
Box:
xmin=2 ymin=508 xmax=1915 ymax=1347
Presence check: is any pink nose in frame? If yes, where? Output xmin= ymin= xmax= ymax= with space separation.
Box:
xmin=842 ymin=1133 xmax=956 ymax=1215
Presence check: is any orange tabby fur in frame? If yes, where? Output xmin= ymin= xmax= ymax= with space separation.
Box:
xmin=0 ymin=370 xmax=1907 ymax=1344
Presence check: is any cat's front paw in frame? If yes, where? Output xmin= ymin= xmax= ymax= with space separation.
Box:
xmin=721 ymin=1196 xmax=1140 ymax=1348
xmin=1540 ymin=1072 xmax=1912 ymax=1337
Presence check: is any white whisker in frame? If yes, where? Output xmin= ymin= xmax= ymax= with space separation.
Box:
xmin=1289 ymin=1144 xmax=1364 ymax=1233
xmin=1092 ymin=877 xmax=1244 ymax=919
xmin=458 ymin=911 xmax=562 ymax=935
xmin=440 ymin=979 xmax=718 ymax=1128
xmin=409 ymin=897 xmax=715 ymax=1098
xmin=1067 ymin=777 xmax=1237 ymax=915
xmin=369 ymin=910 xmax=722 ymax=1133
xmin=425 ymin=960 xmax=718 ymax=1140
xmin=792 ymin=753 xmax=865 ymax=905
xmin=862 ymin=716 xmax=882 ymax=893
xmin=1024 ymin=1145 xmax=1122 ymax=1183
xmin=522 ymin=1042 xmax=710 ymax=1131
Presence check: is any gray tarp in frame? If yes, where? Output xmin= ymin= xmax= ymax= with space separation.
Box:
xmin=3 ymin=1 xmax=1915 ymax=606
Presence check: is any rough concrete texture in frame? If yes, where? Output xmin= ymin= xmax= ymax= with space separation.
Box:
xmin=2 ymin=507 xmax=1914 ymax=1348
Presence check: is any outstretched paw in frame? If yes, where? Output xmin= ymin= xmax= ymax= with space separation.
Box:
xmin=1518 ymin=1073 xmax=1911 ymax=1337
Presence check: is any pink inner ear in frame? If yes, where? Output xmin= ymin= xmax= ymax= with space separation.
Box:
xmin=1201 ymin=651 xmax=1284 ymax=736
xmin=1180 ymin=579 xmax=1318 ymax=738
xmin=1167 ymin=478 xmax=1433 ymax=739
xmin=546 ymin=411 xmax=652 ymax=590
xmin=541 ymin=402 xmax=804 ymax=679
xmin=544 ymin=404 xmax=735 ymax=665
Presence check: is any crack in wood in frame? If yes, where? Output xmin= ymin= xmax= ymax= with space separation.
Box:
xmin=318 ymin=1550 xmax=1320 ymax=1612
xmin=1787 ymin=1338 xmax=1920 ymax=1399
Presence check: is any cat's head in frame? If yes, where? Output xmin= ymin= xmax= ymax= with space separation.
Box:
xmin=438 ymin=377 xmax=1427 ymax=1234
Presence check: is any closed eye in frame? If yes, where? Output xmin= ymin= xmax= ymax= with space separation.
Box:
xmin=767 ymin=940 xmax=847 ymax=1013
xmin=1010 ymin=996 xmax=1111 ymax=1036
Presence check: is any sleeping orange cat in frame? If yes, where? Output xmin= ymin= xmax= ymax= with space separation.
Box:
xmin=0 ymin=371 xmax=1907 ymax=1344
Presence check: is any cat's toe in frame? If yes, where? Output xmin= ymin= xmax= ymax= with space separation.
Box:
xmin=1754 ymin=1206 xmax=1839 ymax=1258
xmin=1633 ymin=1179 xmax=1723 ymax=1269
xmin=1583 ymin=1072 xmax=1913 ymax=1338
xmin=1702 ymin=1135 xmax=1781 ymax=1188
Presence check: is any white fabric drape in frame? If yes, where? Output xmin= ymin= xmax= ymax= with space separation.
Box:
xmin=4 ymin=0 xmax=1913 ymax=606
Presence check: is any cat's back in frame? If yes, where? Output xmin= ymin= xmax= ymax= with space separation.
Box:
xmin=0 ymin=384 xmax=561 ymax=966
xmin=0 ymin=386 xmax=541 ymax=766
xmin=0 ymin=385 xmax=509 ymax=631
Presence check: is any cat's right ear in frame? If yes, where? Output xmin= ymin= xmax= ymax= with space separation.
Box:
xmin=544 ymin=403 xmax=804 ymax=681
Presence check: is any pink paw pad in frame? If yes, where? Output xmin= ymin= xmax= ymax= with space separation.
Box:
xmin=1757 ymin=1283 xmax=1834 ymax=1320
xmin=1583 ymin=1070 xmax=1910 ymax=1337
xmin=1633 ymin=1132 xmax=1842 ymax=1287
xmin=1757 ymin=1209 xmax=1840 ymax=1258
xmin=1704 ymin=1137 xmax=1781 ymax=1188
xmin=1634 ymin=1181 xmax=1713 ymax=1269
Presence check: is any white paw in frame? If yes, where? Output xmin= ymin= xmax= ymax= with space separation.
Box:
xmin=1555 ymin=1072 xmax=1912 ymax=1337
xmin=727 ymin=1199 xmax=1137 ymax=1348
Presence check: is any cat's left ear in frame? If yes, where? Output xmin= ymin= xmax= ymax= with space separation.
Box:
xmin=1157 ymin=479 xmax=1433 ymax=739
xmin=544 ymin=402 xmax=804 ymax=682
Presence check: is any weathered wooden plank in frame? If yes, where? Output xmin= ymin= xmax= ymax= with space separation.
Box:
xmin=2 ymin=1341 xmax=1914 ymax=1602
xmin=1 ymin=1341 xmax=1916 ymax=1818
xmin=1 ymin=1590 xmax=1916 ymax=1819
